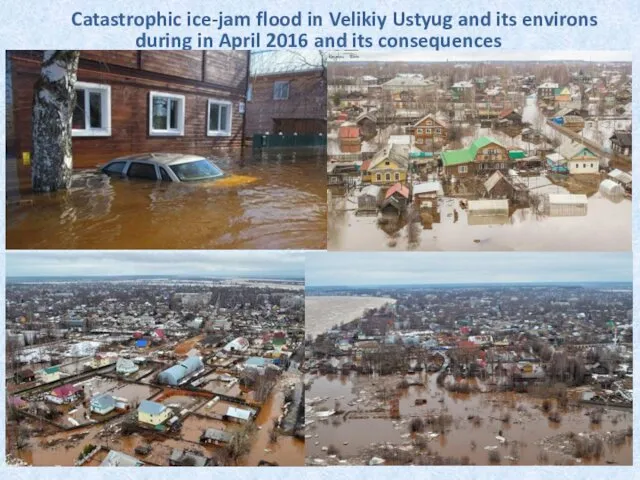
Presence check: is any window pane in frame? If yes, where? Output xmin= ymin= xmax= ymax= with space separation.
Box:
xmin=104 ymin=161 xmax=125 ymax=174
xmin=169 ymin=99 xmax=178 ymax=129
xmin=89 ymin=91 xmax=102 ymax=129
xmin=73 ymin=89 xmax=86 ymax=129
xmin=219 ymin=105 xmax=228 ymax=131
xmin=152 ymin=97 xmax=168 ymax=130
xmin=159 ymin=167 xmax=172 ymax=182
xmin=127 ymin=162 xmax=157 ymax=180
xmin=209 ymin=104 xmax=220 ymax=131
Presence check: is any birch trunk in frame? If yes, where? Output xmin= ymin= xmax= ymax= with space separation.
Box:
xmin=31 ymin=50 xmax=79 ymax=192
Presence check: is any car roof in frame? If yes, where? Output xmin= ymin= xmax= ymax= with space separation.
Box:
xmin=109 ymin=153 xmax=209 ymax=166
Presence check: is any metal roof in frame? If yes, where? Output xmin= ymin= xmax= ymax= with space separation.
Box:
xmin=138 ymin=399 xmax=166 ymax=415
xmin=548 ymin=194 xmax=588 ymax=205
xmin=227 ymin=406 xmax=254 ymax=420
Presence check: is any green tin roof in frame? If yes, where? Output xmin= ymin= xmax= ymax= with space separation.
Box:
xmin=442 ymin=137 xmax=504 ymax=167
xmin=509 ymin=150 xmax=526 ymax=159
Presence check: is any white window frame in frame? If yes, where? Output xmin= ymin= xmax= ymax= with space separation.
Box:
xmin=458 ymin=165 xmax=468 ymax=173
xmin=273 ymin=81 xmax=290 ymax=100
xmin=416 ymin=128 xmax=423 ymax=134
xmin=247 ymin=83 xmax=253 ymax=102
xmin=149 ymin=91 xmax=185 ymax=136
xmin=207 ymin=99 xmax=232 ymax=137
xmin=72 ymin=82 xmax=111 ymax=137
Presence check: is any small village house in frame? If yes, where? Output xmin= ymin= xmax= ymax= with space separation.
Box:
xmin=90 ymin=393 xmax=117 ymax=415
xmin=537 ymin=82 xmax=558 ymax=101
xmin=381 ymin=183 xmax=410 ymax=215
xmin=225 ymin=405 xmax=255 ymax=423
xmin=337 ymin=122 xmax=361 ymax=153
xmin=200 ymin=428 xmax=232 ymax=445
xmin=556 ymin=141 xmax=599 ymax=174
xmin=609 ymin=130 xmax=632 ymax=156
xmin=137 ymin=399 xmax=172 ymax=427
xmin=46 ymin=384 xmax=82 ymax=404
xmin=357 ymin=185 xmax=384 ymax=214
xmin=356 ymin=111 xmax=377 ymax=141
xmin=484 ymin=171 xmax=529 ymax=203
xmin=441 ymin=137 xmax=510 ymax=177
xmin=364 ymin=143 xmax=409 ymax=186
xmin=39 ymin=365 xmax=61 ymax=383
xmin=411 ymin=114 xmax=449 ymax=151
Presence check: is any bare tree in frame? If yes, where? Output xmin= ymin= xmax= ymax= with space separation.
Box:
xmin=32 ymin=50 xmax=80 ymax=192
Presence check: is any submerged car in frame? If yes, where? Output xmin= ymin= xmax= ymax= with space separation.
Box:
xmin=100 ymin=153 xmax=226 ymax=182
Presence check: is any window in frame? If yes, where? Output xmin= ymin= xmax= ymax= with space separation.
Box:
xmin=159 ymin=167 xmax=172 ymax=182
xmin=436 ymin=128 xmax=442 ymax=134
xmin=385 ymin=173 xmax=391 ymax=181
xmin=590 ymin=163 xmax=594 ymax=168
xmin=426 ymin=128 xmax=432 ymax=134
xmin=247 ymin=83 xmax=253 ymax=102
xmin=273 ymin=81 xmax=289 ymax=100
xmin=458 ymin=165 xmax=468 ymax=173
xmin=583 ymin=163 xmax=587 ymax=168
xmin=395 ymin=173 xmax=400 ymax=181
xmin=416 ymin=138 xmax=424 ymax=144
xmin=417 ymin=128 xmax=423 ymax=134
xmin=149 ymin=91 xmax=185 ymax=136
xmin=207 ymin=99 xmax=232 ymax=136
xmin=169 ymin=160 xmax=224 ymax=182
xmin=127 ymin=162 xmax=157 ymax=180
xmin=376 ymin=173 xmax=381 ymax=181
xmin=103 ymin=161 xmax=126 ymax=175
xmin=385 ymin=161 xmax=390 ymax=166
xmin=72 ymin=82 xmax=111 ymax=137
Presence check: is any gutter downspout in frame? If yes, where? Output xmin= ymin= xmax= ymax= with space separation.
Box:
xmin=241 ymin=50 xmax=250 ymax=157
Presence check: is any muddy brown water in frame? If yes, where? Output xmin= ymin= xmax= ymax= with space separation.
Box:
xmin=329 ymin=190 xmax=631 ymax=251
xmin=306 ymin=372 xmax=631 ymax=465
xmin=6 ymin=150 xmax=327 ymax=249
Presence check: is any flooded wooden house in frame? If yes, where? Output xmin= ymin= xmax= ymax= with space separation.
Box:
xmin=484 ymin=171 xmax=529 ymax=203
xmin=356 ymin=111 xmax=377 ymax=141
xmin=337 ymin=122 xmax=361 ymax=153
xmin=245 ymin=50 xmax=326 ymax=138
xmin=441 ymin=137 xmax=511 ymax=177
xmin=357 ymin=185 xmax=383 ymax=214
xmin=8 ymin=50 xmax=250 ymax=169
xmin=609 ymin=130 xmax=632 ymax=156
xmin=380 ymin=183 xmax=410 ymax=215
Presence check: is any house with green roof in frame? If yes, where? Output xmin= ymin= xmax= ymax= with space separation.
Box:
xmin=441 ymin=137 xmax=510 ymax=177
xmin=40 ymin=365 xmax=61 ymax=383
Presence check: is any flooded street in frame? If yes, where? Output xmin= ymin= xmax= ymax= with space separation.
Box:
xmin=6 ymin=149 xmax=327 ymax=250
xmin=328 ymin=189 xmax=631 ymax=251
xmin=306 ymin=372 xmax=632 ymax=465
xmin=305 ymin=296 xmax=396 ymax=338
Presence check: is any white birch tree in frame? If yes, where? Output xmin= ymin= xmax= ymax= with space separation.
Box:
xmin=31 ymin=50 xmax=79 ymax=192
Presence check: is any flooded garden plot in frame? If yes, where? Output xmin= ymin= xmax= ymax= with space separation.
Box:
xmin=328 ymin=182 xmax=630 ymax=251
xmin=305 ymin=372 xmax=632 ymax=465
xmin=7 ymin=149 xmax=327 ymax=250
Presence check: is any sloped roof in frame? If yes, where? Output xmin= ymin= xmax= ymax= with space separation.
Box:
xmin=138 ymin=400 xmax=166 ymax=415
xmin=441 ymin=148 xmax=473 ymax=166
xmin=202 ymin=428 xmax=232 ymax=442
xmin=51 ymin=384 xmax=80 ymax=397
xmin=484 ymin=171 xmax=508 ymax=192
xmin=385 ymin=183 xmax=410 ymax=199
xmin=557 ymin=141 xmax=596 ymax=160
xmin=608 ymin=168 xmax=632 ymax=184
xmin=610 ymin=130 xmax=632 ymax=147
xmin=227 ymin=406 xmax=254 ymax=420
xmin=91 ymin=394 xmax=116 ymax=409
xmin=369 ymin=143 xmax=409 ymax=170
xmin=413 ymin=113 xmax=449 ymax=129
xmin=101 ymin=450 xmax=144 ymax=467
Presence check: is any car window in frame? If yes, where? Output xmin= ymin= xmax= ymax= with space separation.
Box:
xmin=127 ymin=162 xmax=157 ymax=180
xmin=103 ymin=161 xmax=126 ymax=175
xmin=169 ymin=159 xmax=224 ymax=182
xmin=159 ymin=167 xmax=172 ymax=182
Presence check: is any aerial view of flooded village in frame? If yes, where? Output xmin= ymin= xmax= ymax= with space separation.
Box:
xmin=5 ymin=251 xmax=305 ymax=466
xmin=327 ymin=51 xmax=631 ymax=251
xmin=6 ymin=50 xmax=327 ymax=249
xmin=304 ymin=252 xmax=632 ymax=466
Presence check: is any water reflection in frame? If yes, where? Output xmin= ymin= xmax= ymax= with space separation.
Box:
xmin=7 ymin=149 xmax=327 ymax=249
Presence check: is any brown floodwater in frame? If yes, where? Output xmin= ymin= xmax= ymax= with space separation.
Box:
xmin=328 ymin=181 xmax=631 ymax=251
xmin=306 ymin=372 xmax=632 ymax=465
xmin=6 ymin=149 xmax=327 ymax=249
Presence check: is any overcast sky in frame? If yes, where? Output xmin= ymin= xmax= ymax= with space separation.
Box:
xmin=6 ymin=251 xmax=305 ymax=279
xmin=331 ymin=50 xmax=631 ymax=63
xmin=305 ymin=252 xmax=631 ymax=286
